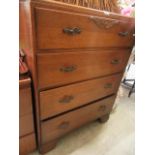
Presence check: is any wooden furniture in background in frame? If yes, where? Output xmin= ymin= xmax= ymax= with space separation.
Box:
xmin=20 ymin=0 xmax=135 ymax=153
xmin=19 ymin=77 xmax=36 ymax=155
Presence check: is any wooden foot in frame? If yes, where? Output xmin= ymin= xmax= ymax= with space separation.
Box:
xmin=98 ymin=114 xmax=110 ymax=123
xmin=39 ymin=140 xmax=57 ymax=154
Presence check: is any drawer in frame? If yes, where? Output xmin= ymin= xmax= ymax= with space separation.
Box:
xmin=19 ymin=133 xmax=36 ymax=155
xmin=41 ymin=95 xmax=116 ymax=144
xmin=40 ymin=73 xmax=121 ymax=120
xmin=35 ymin=7 xmax=134 ymax=50
xmin=19 ymin=114 xmax=34 ymax=137
xmin=37 ymin=50 xmax=130 ymax=89
xmin=19 ymin=78 xmax=32 ymax=116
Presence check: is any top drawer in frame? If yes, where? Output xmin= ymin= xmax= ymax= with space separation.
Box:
xmin=35 ymin=7 xmax=135 ymax=50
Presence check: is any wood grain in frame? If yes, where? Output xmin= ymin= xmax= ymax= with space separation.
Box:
xmin=37 ymin=49 xmax=130 ymax=89
xmin=35 ymin=7 xmax=134 ymax=49
xmin=40 ymin=73 xmax=122 ymax=119
xmin=19 ymin=114 xmax=35 ymax=137
xmin=19 ymin=76 xmax=36 ymax=154
xmin=41 ymin=95 xmax=116 ymax=144
xmin=19 ymin=133 xmax=36 ymax=155
xmin=20 ymin=0 xmax=135 ymax=153
xmin=19 ymin=79 xmax=32 ymax=116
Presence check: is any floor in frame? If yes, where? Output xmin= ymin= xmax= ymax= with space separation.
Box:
xmin=30 ymin=86 xmax=135 ymax=155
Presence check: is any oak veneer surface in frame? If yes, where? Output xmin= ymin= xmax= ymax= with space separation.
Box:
xmin=40 ymin=73 xmax=122 ymax=119
xmin=19 ymin=113 xmax=34 ymax=137
xmin=20 ymin=0 xmax=135 ymax=153
xmin=35 ymin=7 xmax=134 ymax=49
xmin=19 ymin=77 xmax=36 ymax=155
xmin=41 ymin=95 xmax=116 ymax=144
xmin=37 ymin=49 xmax=130 ymax=89
xmin=19 ymin=84 xmax=32 ymax=116
xmin=19 ymin=133 xmax=36 ymax=155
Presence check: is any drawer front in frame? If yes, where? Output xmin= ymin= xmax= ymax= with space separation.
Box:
xmin=35 ymin=8 xmax=134 ymax=50
xmin=41 ymin=95 xmax=116 ymax=144
xmin=19 ymin=133 xmax=36 ymax=155
xmin=19 ymin=114 xmax=34 ymax=137
xmin=37 ymin=50 xmax=130 ymax=89
xmin=40 ymin=74 xmax=121 ymax=120
xmin=19 ymin=86 xmax=32 ymax=117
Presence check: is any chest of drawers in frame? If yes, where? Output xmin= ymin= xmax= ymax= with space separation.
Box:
xmin=19 ymin=77 xmax=36 ymax=155
xmin=20 ymin=0 xmax=135 ymax=153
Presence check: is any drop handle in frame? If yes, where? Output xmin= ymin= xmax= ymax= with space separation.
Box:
xmin=60 ymin=65 xmax=77 ymax=73
xmin=111 ymin=59 xmax=120 ymax=65
xmin=98 ymin=105 xmax=106 ymax=112
xmin=58 ymin=121 xmax=70 ymax=130
xmin=59 ymin=95 xmax=74 ymax=104
xmin=118 ymin=31 xmax=129 ymax=37
xmin=63 ymin=27 xmax=81 ymax=35
xmin=104 ymin=83 xmax=112 ymax=89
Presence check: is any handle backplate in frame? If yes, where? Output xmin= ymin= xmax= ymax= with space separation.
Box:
xmin=63 ymin=27 xmax=81 ymax=35
xmin=98 ymin=105 xmax=106 ymax=112
xmin=59 ymin=95 xmax=74 ymax=104
xmin=118 ymin=31 xmax=129 ymax=37
xmin=58 ymin=121 xmax=70 ymax=130
xmin=104 ymin=83 xmax=112 ymax=89
xmin=60 ymin=65 xmax=77 ymax=73
xmin=111 ymin=59 xmax=120 ymax=65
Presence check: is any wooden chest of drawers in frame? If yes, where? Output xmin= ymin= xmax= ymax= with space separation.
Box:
xmin=19 ymin=77 xmax=36 ymax=155
xmin=20 ymin=0 xmax=135 ymax=154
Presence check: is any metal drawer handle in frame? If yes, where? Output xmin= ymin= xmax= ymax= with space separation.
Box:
xmin=111 ymin=59 xmax=120 ymax=65
xmin=60 ymin=65 xmax=77 ymax=73
xmin=98 ymin=105 xmax=106 ymax=112
xmin=118 ymin=31 xmax=129 ymax=37
xmin=59 ymin=95 xmax=74 ymax=104
xmin=104 ymin=83 xmax=112 ymax=89
xmin=63 ymin=27 xmax=81 ymax=35
xmin=58 ymin=121 xmax=70 ymax=130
